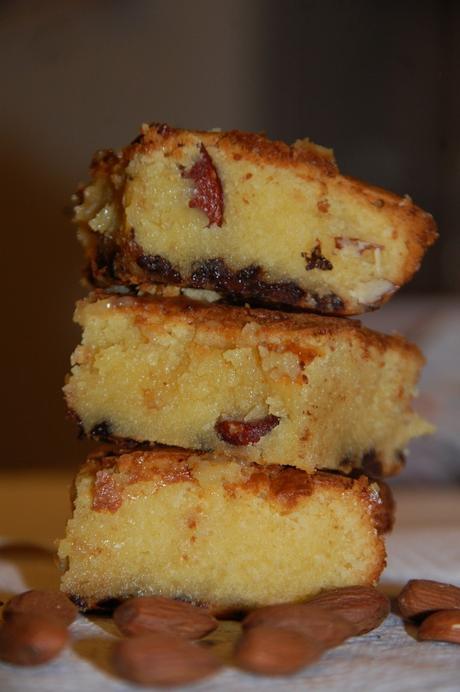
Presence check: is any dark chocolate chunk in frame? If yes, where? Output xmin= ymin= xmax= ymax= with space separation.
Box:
xmin=86 ymin=234 xmax=346 ymax=313
xmin=95 ymin=250 xmax=116 ymax=278
xmin=90 ymin=421 xmax=113 ymax=441
xmin=253 ymin=280 xmax=306 ymax=306
xmin=190 ymin=258 xmax=306 ymax=307
xmin=86 ymin=236 xmax=119 ymax=286
xmin=302 ymin=243 xmax=333 ymax=271
xmin=136 ymin=254 xmax=182 ymax=283
xmin=190 ymin=258 xmax=232 ymax=289
xmin=361 ymin=450 xmax=384 ymax=479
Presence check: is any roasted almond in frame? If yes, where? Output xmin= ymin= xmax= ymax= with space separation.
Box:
xmin=113 ymin=596 xmax=218 ymax=639
xmin=182 ymin=143 xmax=224 ymax=227
xmin=397 ymin=580 xmax=460 ymax=620
xmin=242 ymin=604 xmax=354 ymax=647
xmin=215 ymin=415 xmax=280 ymax=446
xmin=3 ymin=590 xmax=78 ymax=626
xmin=418 ymin=610 xmax=460 ymax=644
xmin=234 ymin=625 xmax=324 ymax=676
xmin=307 ymin=586 xmax=390 ymax=635
xmin=112 ymin=632 xmax=222 ymax=686
xmin=0 ymin=614 xmax=69 ymax=666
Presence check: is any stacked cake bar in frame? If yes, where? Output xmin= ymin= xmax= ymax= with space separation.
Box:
xmin=59 ymin=125 xmax=436 ymax=612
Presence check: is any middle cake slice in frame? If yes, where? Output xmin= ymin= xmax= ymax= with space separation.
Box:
xmin=65 ymin=291 xmax=431 ymax=475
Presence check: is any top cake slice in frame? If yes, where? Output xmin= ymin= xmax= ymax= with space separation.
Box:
xmin=74 ymin=124 xmax=437 ymax=315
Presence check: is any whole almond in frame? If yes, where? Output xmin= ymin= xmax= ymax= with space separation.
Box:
xmin=0 ymin=614 xmax=69 ymax=665
xmin=418 ymin=610 xmax=460 ymax=644
xmin=242 ymin=604 xmax=354 ymax=647
xmin=235 ymin=625 xmax=324 ymax=675
xmin=3 ymin=590 xmax=78 ymax=626
xmin=113 ymin=596 xmax=217 ymax=639
xmin=307 ymin=586 xmax=390 ymax=635
xmin=112 ymin=632 xmax=221 ymax=686
xmin=397 ymin=580 xmax=460 ymax=620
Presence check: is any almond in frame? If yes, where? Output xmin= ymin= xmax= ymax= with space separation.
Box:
xmin=112 ymin=632 xmax=221 ymax=686
xmin=418 ymin=610 xmax=460 ymax=644
xmin=113 ymin=596 xmax=218 ymax=639
xmin=3 ymin=590 xmax=78 ymax=626
xmin=242 ymin=604 xmax=354 ymax=647
xmin=182 ymin=143 xmax=224 ymax=227
xmin=307 ymin=586 xmax=390 ymax=635
xmin=234 ymin=625 xmax=324 ymax=676
xmin=349 ymin=279 xmax=396 ymax=306
xmin=0 ymin=614 xmax=69 ymax=666
xmin=215 ymin=415 xmax=280 ymax=446
xmin=397 ymin=580 xmax=460 ymax=620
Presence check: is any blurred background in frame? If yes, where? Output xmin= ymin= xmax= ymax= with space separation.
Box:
xmin=1 ymin=0 xmax=459 ymax=476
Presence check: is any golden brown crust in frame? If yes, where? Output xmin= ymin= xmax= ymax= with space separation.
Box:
xmin=82 ymin=446 xmax=392 ymax=534
xmin=126 ymin=124 xmax=339 ymax=177
xmin=88 ymin=447 xmax=198 ymax=512
xmin=81 ymin=290 xmax=424 ymax=365
xmin=338 ymin=176 xmax=438 ymax=283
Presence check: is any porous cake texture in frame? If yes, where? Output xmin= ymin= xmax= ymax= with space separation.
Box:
xmin=59 ymin=447 xmax=391 ymax=611
xmin=64 ymin=292 xmax=432 ymax=476
xmin=74 ymin=124 xmax=437 ymax=315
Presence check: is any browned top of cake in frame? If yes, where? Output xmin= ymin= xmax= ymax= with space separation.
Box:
xmin=127 ymin=123 xmax=339 ymax=177
xmin=88 ymin=123 xmax=437 ymax=255
xmin=81 ymin=290 xmax=424 ymax=364
xmin=80 ymin=447 xmax=393 ymax=534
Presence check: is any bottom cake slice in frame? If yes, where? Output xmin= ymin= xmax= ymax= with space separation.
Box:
xmin=58 ymin=447 xmax=392 ymax=611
